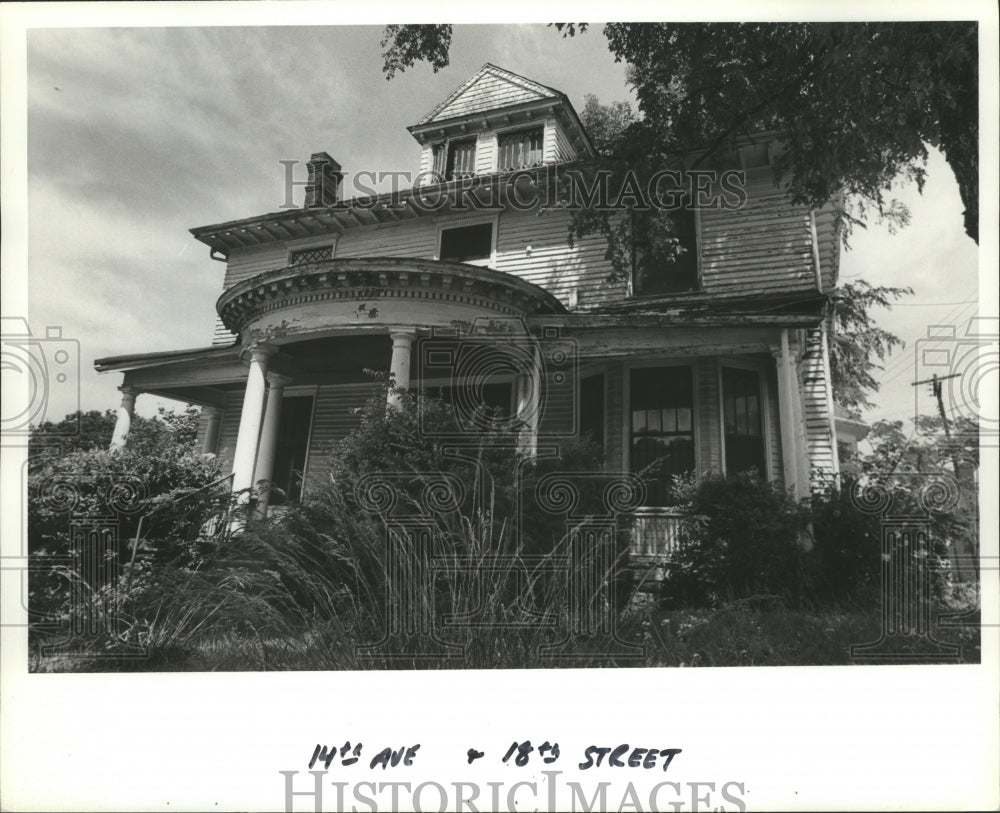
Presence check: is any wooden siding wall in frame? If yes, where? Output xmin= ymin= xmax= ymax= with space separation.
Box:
xmin=800 ymin=327 xmax=837 ymax=488
xmin=212 ymin=390 xmax=245 ymax=476
xmin=302 ymin=383 xmax=381 ymax=491
xmin=552 ymin=120 xmax=577 ymax=164
xmin=765 ymin=366 xmax=784 ymax=483
xmin=475 ymin=131 xmax=496 ymax=175
xmin=700 ymin=177 xmax=817 ymax=295
xmin=433 ymin=73 xmax=544 ymax=121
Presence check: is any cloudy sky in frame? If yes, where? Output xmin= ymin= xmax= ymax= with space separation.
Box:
xmin=12 ymin=17 xmax=988 ymax=434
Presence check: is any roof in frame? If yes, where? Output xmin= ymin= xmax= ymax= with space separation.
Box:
xmin=94 ymin=343 xmax=240 ymax=373
xmin=416 ymin=63 xmax=564 ymax=126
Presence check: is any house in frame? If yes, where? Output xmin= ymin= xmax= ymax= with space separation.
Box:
xmin=94 ymin=63 xmax=845 ymax=556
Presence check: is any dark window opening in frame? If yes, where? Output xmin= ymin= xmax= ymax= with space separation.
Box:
xmin=630 ymin=367 xmax=695 ymax=506
xmin=632 ymin=209 xmax=699 ymax=296
xmin=497 ymin=128 xmax=544 ymax=172
xmin=722 ymin=367 xmax=766 ymax=477
xmin=433 ymin=139 xmax=477 ymax=180
xmin=440 ymin=222 xmax=494 ymax=263
xmin=580 ymin=373 xmax=605 ymax=455
xmin=270 ymin=396 xmax=313 ymax=504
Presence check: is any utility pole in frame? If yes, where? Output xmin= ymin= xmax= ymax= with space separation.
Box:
xmin=911 ymin=372 xmax=964 ymax=478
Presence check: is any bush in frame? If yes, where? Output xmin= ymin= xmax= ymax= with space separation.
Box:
xmin=661 ymin=472 xmax=808 ymax=606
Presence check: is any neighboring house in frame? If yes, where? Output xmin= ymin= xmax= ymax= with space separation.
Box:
xmin=95 ymin=63 xmax=848 ymax=557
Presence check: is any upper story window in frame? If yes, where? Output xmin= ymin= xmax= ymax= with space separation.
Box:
xmin=630 ymin=366 xmax=695 ymax=506
xmin=497 ymin=128 xmax=544 ymax=172
xmin=439 ymin=221 xmax=494 ymax=264
xmin=433 ymin=139 xmax=477 ymax=180
xmin=722 ymin=367 xmax=766 ymax=477
xmin=632 ymin=209 xmax=699 ymax=296
xmin=289 ymin=245 xmax=333 ymax=266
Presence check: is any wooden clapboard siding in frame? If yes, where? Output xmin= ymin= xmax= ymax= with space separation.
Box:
xmin=700 ymin=179 xmax=817 ymax=295
xmin=212 ymin=390 xmax=245 ymax=476
xmin=494 ymin=208 xmax=626 ymax=307
xmin=765 ymin=366 xmax=784 ymax=483
xmin=302 ymin=382 xmax=381 ymax=490
xmin=431 ymin=71 xmax=549 ymax=122
xmin=337 ymin=217 xmax=438 ymax=258
xmin=214 ymin=243 xmax=290 ymax=344
xmin=475 ymin=131 xmax=496 ymax=175
xmin=543 ymin=119 xmax=558 ymax=165
xmin=800 ymin=327 xmax=837 ymax=488
xmin=552 ymin=120 xmax=577 ymax=164
xmin=419 ymin=145 xmax=433 ymax=176
xmin=696 ymin=358 xmax=722 ymax=474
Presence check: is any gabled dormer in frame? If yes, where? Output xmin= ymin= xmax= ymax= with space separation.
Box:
xmin=408 ymin=63 xmax=595 ymax=179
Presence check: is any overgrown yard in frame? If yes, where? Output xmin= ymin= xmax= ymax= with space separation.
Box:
xmin=33 ymin=593 xmax=981 ymax=672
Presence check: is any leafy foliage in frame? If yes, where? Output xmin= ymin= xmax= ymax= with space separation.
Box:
xmin=382 ymin=22 xmax=978 ymax=241
xmin=663 ymin=472 xmax=808 ymax=606
xmin=828 ymin=280 xmax=913 ymax=414
xmin=380 ymin=24 xmax=452 ymax=80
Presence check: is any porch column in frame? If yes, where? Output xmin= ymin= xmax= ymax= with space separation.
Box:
xmin=201 ymin=406 xmax=223 ymax=455
xmin=231 ymin=343 xmax=276 ymax=494
xmin=387 ymin=329 xmax=416 ymax=410
xmin=773 ymin=330 xmax=810 ymax=501
xmin=108 ymin=386 xmax=139 ymax=452
xmin=514 ymin=348 xmax=541 ymax=456
xmin=253 ymin=373 xmax=292 ymax=517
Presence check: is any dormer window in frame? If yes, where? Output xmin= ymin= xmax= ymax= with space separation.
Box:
xmin=433 ymin=139 xmax=477 ymax=180
xmin=497 ymin=127 xmax=544 ymax=172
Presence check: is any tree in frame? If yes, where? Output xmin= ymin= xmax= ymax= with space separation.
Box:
xmin=382 ymin=22 xmax=979 ymax=242
xmin=30 ymin=404 xmax=202 ymax=460
xmin=828 ymin=280 xmax=913 ymax=415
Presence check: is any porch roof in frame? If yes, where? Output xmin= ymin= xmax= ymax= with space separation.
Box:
xmin=94 ymin=342 xmax=240 ymax=373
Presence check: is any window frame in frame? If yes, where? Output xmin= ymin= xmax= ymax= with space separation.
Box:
xmin=716 ymin=360 xmax=774 ymax=481
xmin=628 ymin=208 xmax=703 ymax=298
xmin=286 ymin=237 xmax=338 ymax=267
xmin=623 ymin=360 xmax=700 ymax=509
xmin=431 ymin=138 xmax=478 ymax=181
xmin=435 ymin=213 xmax=499 ymax=267
xmin=495 ymin=125 xmax=546 ymax=173
xmin=270 ymin=387 xmax=317 ymax=503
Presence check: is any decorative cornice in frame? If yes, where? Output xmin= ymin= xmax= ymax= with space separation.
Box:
xmin=216 ymin=257 xmax=567 ymax=336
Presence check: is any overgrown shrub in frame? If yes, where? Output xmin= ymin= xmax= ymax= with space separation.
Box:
xmin=661 ymin=472 xmax=808 ymax=606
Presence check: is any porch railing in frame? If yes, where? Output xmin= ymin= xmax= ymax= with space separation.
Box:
xmin=631 ymin=510 xmax=684 ymax=559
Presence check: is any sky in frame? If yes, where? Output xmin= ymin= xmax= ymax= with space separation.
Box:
xmin=11 ymin=19 xmax=992 ymax=437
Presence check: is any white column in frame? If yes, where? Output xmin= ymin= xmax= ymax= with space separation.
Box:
xmin=387 ymin=329 xmax=416 ymax=410
xmin=231 ymin=343 xmax=275 ymax=494
xmin=253 ymin=374 xmax=291 ymax=516
xmin=514 ymin=348 xmax=541 ymax=456
xmin=201 ymin=406 xmax=223 ymax=455
xmin=108 ymin=386 xmax=139 ymax=452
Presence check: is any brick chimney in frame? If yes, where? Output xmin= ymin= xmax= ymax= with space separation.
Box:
xmin=304 ymin=152 xmax=343 ymax=208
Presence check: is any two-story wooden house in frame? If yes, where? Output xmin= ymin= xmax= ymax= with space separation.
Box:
xmin=95 ymin=63 xmax=843 ymax=555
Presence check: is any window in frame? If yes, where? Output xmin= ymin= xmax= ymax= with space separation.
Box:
xmin=439 ymin=222 xmax=494 ymax=263
xmin=722 ymin=368 xmax=766 ymax=476
xmin=270 ymin=396 xmax=313 ymax=504
xmin=580 ymin=373 xmax=605 ymax=454
xmin=629 ymin=367 xmax=695 ymax=506
xmin=289 ymin=245 xmax=333 ymax=266
xmin=432 ymin=139 xmax=477 ymax=180
xmin=497 ymin=128 xmax=544 ymax=172
xmin=632 ymin=209 xmax=699 ymax=296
